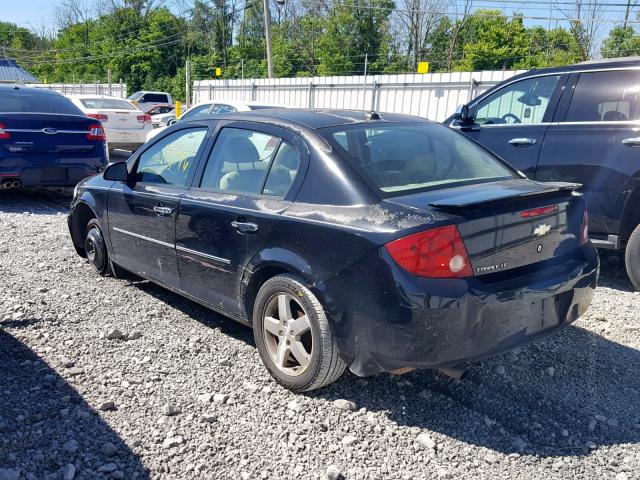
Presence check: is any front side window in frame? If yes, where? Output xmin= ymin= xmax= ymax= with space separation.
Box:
xmin=475 ymin=75 xmax=560 ymax=125
xmin=136 ymin=128 xmax=208 ymax=186
xmin=200 ymin=128 xmax=281 ymax=195
xmin=565 ymin=70 xmax=640 ymax=122
xmin=322 ymin=123 xmax=513 ymax=195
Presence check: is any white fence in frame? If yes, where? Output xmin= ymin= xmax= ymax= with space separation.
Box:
xmin=25 ymin=83 xmax=128 ymax=98
xmin=193 ymin=70 xmax=525 ymax=122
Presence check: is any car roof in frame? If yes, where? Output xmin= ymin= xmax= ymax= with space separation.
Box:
xmin=68 ymin=94 xmax=132 ymax=100
xmin=0 ymin=85 xmax=63 ymax=96
xmin=501 ymin=56 xmax=640 ymax=82
xmin=192 ymin=109 xmax=431 ymax=130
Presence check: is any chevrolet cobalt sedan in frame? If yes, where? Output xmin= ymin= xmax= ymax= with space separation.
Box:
xmin=67 ymin=110 xmax=598 ymax=391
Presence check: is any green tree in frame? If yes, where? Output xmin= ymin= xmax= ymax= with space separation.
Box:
xmin=601 ymin=26 xmax=640 ymax=57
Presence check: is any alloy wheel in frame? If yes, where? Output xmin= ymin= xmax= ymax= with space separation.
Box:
xmin=262 ymin=293 xmax=313 ymax=376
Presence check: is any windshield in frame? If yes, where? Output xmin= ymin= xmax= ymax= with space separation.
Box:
xmin=128 ymin=91 xmax=143 ymax=100
xmin=79 ymin=98 xmax=137 ymax=110
xmin=322 ymin=122 xmax=514 ymax=195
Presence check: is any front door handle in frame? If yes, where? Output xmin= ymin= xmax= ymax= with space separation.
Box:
xmin=231 ymin=220 xmax=259 ymax=234
xmin=153 ymin=205 xmax=174 ymax=216
xmin=508 ymin=137 xmax=537 ymax=146
xmin=622 ymin=137 xmax=640 ymax=147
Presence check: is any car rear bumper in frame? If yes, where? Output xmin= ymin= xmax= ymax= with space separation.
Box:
xmin=0 ymin=152 xmax=106 ymax=187
xmin=317 ymin=245 xmax=599 ymax=377
xmin=105 ymin=128 xmax=147 ymax=150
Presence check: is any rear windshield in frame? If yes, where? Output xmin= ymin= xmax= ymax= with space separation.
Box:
xmin=79 ymin=98 xmax=136 ymax=110
xmin=322 ymin=123 xmax=514 ymax=195
xmin=0 ymin=92 xmax=83 ymax=115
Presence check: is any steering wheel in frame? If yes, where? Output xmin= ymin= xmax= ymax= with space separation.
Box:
xmin=501 ymin=113 xmax=522 ymax=124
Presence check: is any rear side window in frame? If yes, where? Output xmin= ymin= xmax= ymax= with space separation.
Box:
xmin=565 ymin=70 xmax=640 ymax=122
xmin=322 ymin=123 xmax=513 ymax=195
xmin=0 ymin=92 xmax=83 ymax=115
xmin=79 ymin=98 xmax=136 ymax=110
xmin=262 ymin=142 xmax=300 ymax=197
xmin=210 ymin=104 xmax=237 ymax=114
xmin=200 ymin=127 xmax=281 ymax=195
xmin=136 ymin=128 xmax=207 ymax=186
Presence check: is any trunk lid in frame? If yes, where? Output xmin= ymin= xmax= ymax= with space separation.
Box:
xmin=91 ymin=109 xmax=145 ymax=130
xmin=0 ymin=113 xmax=99 ymax=154
xmin=384 ymin=179 xmax=584 ymax=277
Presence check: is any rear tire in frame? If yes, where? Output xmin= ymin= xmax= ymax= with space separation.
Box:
xmin=84 ymin=219 xmax=110 ymax=276
xmin=625 ymin=223 xmax=640 ymax=290
xmin=253 ymin=274 xmax=346 ymax=392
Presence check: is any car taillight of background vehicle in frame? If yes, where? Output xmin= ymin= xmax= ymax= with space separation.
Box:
xmin=137 ymin=114 xmax=152 ymax=123
xmin=580 ymin=210 xmax=589 ymax=245
xmin=0 ymin=122 xmax=10 ymax=140
xmin=385 ymin=224 xmax=473 ymax=278
xmin=88 ymin=113 xmax=109 ymax=121
xmin=86 ymin=124 xmax=106 ymax=141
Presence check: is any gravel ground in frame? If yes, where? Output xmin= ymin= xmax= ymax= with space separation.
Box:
xmin=1 ymin=187 xmax=639 ymax=480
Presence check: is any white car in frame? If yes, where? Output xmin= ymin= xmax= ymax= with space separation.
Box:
xmin=68 ymin=95 xmax=153 ymax=152
xmin=128 ymin=91 xmax=173 ymax=113
xmin=145 ymin=100 xmax=286 ymax=142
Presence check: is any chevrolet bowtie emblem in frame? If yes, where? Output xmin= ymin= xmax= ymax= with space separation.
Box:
xmin=533 ymin=223 xmax=551 ymax=236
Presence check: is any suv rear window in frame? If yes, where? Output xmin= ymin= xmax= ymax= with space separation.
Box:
xmin=142 ymin=93 xmax=169 ymax=103
xmin=322 ymin=123 xmax=514 ymax=195
xmin=0 ymin=91 xmax=83 ymax=115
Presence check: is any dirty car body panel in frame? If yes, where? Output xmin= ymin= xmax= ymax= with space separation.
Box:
xmin=68 ymin=109 xmax=599 ymax=377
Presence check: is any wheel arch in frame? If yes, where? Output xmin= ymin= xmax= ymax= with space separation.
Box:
xmin=619 ymin=177 xmax=640 ymax=241
xmin=70 ymin=201 xmax=99 ymax=256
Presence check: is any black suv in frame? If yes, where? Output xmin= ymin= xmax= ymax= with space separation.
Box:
xmin=447 ymin=56 xmax=640 ymax=289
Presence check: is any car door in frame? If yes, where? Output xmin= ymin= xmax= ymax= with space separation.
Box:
xmin=107 ymin=126 xmax=210 ymax=286
xmin=457 ymin=74 xmax=566 ymax=177
xmin=538 ymin=69 xmax=640 ymax=240
xmin=176 ymin=122 xmax=307 ymax=316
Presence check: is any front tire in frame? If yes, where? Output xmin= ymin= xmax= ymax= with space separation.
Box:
xmin=253 ymin=274 xmax=346 ymax=392
xmin=625 ymin=223 xmax=640 ymax=290
xmin=84 ymin=219 xmax=110 ymax=276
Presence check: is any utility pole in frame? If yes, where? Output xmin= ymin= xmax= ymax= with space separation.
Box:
xmin=263 ymin=0 xmax=275 ymax=79
xmin=185 ymin=59 xmax=191 ymax=109
xmin=241 ymin=59 xmax=245 ymax=80
xmin=107 ymin=69 xmax=112 ymax=96
xmin=362 ymin=53 xmax=368 ymax=110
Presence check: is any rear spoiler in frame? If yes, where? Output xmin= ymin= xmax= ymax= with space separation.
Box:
xmin=429 ymin=182 xmax=581 ymax=210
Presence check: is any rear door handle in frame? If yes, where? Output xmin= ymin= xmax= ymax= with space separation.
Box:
xmin=622 ymin=137 xmax=640 ymax=147
xmin=231 ymin=220 xmax=259 ymax=234
xmin=153 ymin=205 xmax=174 ymax=216
xmin=508 ymin=137 xmax=537 ymax=146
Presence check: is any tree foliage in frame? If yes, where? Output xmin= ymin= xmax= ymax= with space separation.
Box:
xmin=1 ymin=1 xmax=625 ymax=101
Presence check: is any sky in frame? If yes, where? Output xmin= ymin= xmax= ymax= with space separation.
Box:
xmin=1 ymin=0 xmax=637 ymax=50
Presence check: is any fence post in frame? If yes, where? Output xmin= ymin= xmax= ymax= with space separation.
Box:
xmin=209 ymin=84 xmax=212 ymax=101
xmin=251 ymin=83 xmax=257 ymax=101
xmin=370 ymin=81 xmax=380 ymax=111
xmin=467 ymin=78 xmax=477 ymax=102
xmin=308 ymin=82 xmax=315 ymax=108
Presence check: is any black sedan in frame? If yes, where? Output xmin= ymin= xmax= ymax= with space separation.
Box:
xmin=0 ymin=85 xmax=108 ymax=188
xmin=67 ymin=110 xmax=598 ymax=391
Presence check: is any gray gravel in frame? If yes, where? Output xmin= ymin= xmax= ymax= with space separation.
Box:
xmin=1 ymin=188 xmax=639 ymax=480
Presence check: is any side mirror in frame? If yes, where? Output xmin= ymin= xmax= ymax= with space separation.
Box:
xmin=453 ymin=104 xmax=474 ymax=124
xmin=103 ymin=161 xmax=129 ymax=182
xmin=168 ymin=118 xmax=177 ymax=126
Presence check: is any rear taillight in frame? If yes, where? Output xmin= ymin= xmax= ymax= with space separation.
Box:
xmin=521 ymin=205 xmax=558 ymax=218
xmin=86 ymin=124 xmax=106 ymax=141
xmin=0 ymin=122 xmax=10 ymax=140
xmin=580 ymin=210 xmax=589 ymax=245
xmin=88 ymin=113 xmax=109 ymax=121
xmin=385 ymin=224 xmax=473 ymax=279
xmin=137 ymin=114 xmax=152 ymax=123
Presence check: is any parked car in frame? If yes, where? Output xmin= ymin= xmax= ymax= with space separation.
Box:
xmin=0 ymin=85 xmax=107 ymax=188
xmin=145 ymin=100 xmax=285 ymax=141
xmin=68 ymin=110 xmax=598 ymax=391
xmin=127 ymin=91 xmax=173 ymax=113
xmin=68 ymin=95 xmax=152 ymax=152
xmin=446 ymin=56 xmax=640 ymax=289
xmin=146 ymin=105 xmax=175 ymax=116
xmin=149 ymin=106 xmax=177 ymax=127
